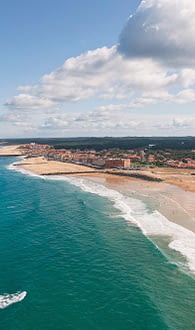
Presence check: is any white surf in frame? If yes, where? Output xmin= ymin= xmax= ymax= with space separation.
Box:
xmin=60 ymin=176 xmax=195 ymax=274
xmin=8 ymin=163 xmax=195 ymax=274
xmin=0 ymin=291 xmax=27 ymax=309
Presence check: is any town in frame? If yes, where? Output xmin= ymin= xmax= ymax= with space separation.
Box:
xmin=18 ymin=142 xmax=195 ymax=170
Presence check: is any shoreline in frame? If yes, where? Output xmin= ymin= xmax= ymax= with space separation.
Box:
xmin=0 ymin=145 xmax=23 ymax=156
xmin=8 ymin=153 xmax=195 ymax=192
xmin=9 ymin=156 xmax=195 ymax=235
xmin=1 ymin=144 xmax=195 ymax=192
xmin=12 ymin=156 xmax=100 ymax=175
xmin=1 ymin=147 xmax=195 ymax=235
xmin=78 ymin=172 xmax=195 ymax=233
xmin=6 ymin=154 xmax=195 ymax=273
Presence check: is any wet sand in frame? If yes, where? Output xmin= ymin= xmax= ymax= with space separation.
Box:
xmin=77 ymin=172 xmax=195 ymax=234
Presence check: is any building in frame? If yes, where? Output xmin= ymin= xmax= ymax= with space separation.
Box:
xmin=105 ymin=158 xmax=131 ymax=169
xmin=147 ymin=154 xmax=155 ymax=163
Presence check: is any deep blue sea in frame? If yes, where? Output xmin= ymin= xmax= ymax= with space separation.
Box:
xmin=1 ymin=157 xmax=195 ymax=330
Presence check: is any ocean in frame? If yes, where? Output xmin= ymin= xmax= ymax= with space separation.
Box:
xmin=1 ymin=156 xmax=195 ymax=330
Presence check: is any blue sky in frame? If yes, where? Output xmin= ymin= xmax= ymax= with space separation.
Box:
xmin=1 ymin=0 xmax=139 ymax=99
xmin=1 ymin=0 xmax=195 ymax=137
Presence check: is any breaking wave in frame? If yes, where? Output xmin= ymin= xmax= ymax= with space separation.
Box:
xmin=0 ymin=291 xmax=27 ymax=309
xmin=7 ymin=163 xmax=44 ymax=179
xmin=56 ymin=176 xmax=195 ymax=274
xmin=8 ymin=163 xmax=195 ymax=274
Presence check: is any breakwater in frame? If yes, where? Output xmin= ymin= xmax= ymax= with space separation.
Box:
xmin=106 ymin=170 xmax=163 ymax=182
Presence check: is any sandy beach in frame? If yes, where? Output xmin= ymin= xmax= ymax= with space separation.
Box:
xmin=1 ymin=145 xmax=195 ymax=192
xmin=0 ymin=145 xmax=23 ymax=156
xmin=13 ymin=156 xmax=98 ymax=175
xmin=11 ymin=155 xmax=195 ymax=234
xmin=78 ymin=172 xmax=195 ymax=233
xmin=144 ymin=167 xmax=195 ymax=193
xmin=10 ymin=153 xmax=195 ymax=191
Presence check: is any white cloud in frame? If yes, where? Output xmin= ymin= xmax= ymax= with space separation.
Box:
xmin=5 ymin=94 xmax=55 ymax=110
xmin=5 ymin=46 xmax=179 ymax=110
xmin=174 ymin=89 xmax=195 ymax=104
xmin=41 ymin=117 xmax=69 ymax=129
xmin=156 ymin=116 xmax=195 ymax=131
xmin=39 ymin=110 xmax=142 ymax=134
xmin=97 ymin=87 xmax=195 ymax=112
xmin=176 ymin=69 xmax=195 ymax=87
xmin=118 ymin=0 xmax=195 ymax=67
xmin=2 ymin=99 xmax=195 ymax=137
xmin=32 ymin=110 xmax=195 ymax=137
xmin=2 ymin=0 xmax=195 ymax=137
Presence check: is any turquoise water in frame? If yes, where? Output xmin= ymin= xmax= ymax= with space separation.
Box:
xmin=1 ymin=157 xmax=195 ymax=330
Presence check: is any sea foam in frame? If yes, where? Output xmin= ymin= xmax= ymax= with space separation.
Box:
xmin=8 ymin=164 xmax=195 ymax=274
xmin=55 ymin=176 xmax=195 ymax=274
xmin=0 ymin=291 xmax=27 ymax=309
xmin=7 ymin=163 xmax=44 ymax=179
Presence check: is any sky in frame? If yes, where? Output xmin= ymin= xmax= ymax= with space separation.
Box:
xmin=1 ymin=0 xmax=195 ymax=138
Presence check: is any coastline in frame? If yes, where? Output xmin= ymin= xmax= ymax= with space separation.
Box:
xmin=12 ymin=156 xmax=99 ymax=175
xmin=78 ymin=173 xmax=195 ymax=233
xmin=5 ymin=154 xmax=195 ymax=273
xmin=0 ymin=145 xmax=23 ymax=156
xmin=1 ymin=144 xmax=195 ymax=192
xmin=10 ymin=155 xmax=195 ymax=234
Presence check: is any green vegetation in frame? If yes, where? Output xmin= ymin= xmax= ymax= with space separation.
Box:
xmin=2 ymin=136 xmax=195 ymax=152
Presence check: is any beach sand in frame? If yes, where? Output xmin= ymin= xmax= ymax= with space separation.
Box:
xmin=0 ymin=145 xmax=23 ymax=156
xmin=145 ymin=167 xmax=195 ymax=193
xmin=14 ymin=156 xmax=97 ymax=175
xmin=14 ymin=156 xmax=195 ymax=234
xmin=78 ymin=172 xmax=195 ymax=233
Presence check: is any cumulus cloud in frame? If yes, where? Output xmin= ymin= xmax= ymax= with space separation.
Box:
xmin=176 ymin=68 xmax=195 ymax=87
xmin=41 ymin=117 xmax=69 ymax=129
xmin=118 ymin=0 xmax=195 ymax=67
xmin=156 ymin=116 xmax=195 ymax=131
xmin=31 ymin=110 xmax=195 ymax=137
xmin=5 ymin=46 xmax=179 ymax=110
xmin=5 ymin=94 xmax=55 ymax=110
xmin=97 ymin=87 xmax=195 ymax=112
xmin=5 ymin=1 xmax=195 ymax=116
xmin=2 ymin=0 xmax=195 ymax=137
xmin=39 ymin=109 xmax=142 ymax=135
